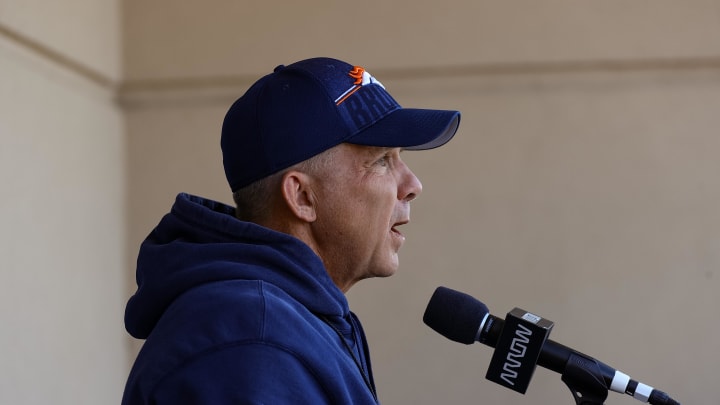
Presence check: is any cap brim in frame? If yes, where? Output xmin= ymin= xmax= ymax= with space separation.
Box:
xmin=347 ymin=108 xmax=460 ymax=150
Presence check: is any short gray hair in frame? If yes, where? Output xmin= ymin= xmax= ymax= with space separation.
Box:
xmin=232 ymin=146 xmax=337 ymax=222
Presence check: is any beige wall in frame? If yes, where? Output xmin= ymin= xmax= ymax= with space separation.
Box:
xmin=0 ymin=1 xmax=126 ymax=404
xmin=122 ymin=2 xmax=720 ymax=404
xmin=2 ymin=0 xmax=719 ymax=403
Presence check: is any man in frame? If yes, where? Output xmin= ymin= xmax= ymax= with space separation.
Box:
xmin=122 ymin=57 xmax=461 ymax=404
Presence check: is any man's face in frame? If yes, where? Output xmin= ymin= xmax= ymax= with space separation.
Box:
xmin=309 ymin=143 xmax=423 ymax=292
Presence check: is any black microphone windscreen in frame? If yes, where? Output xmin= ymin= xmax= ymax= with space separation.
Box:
xmin=423 ymin=286 xmax=489 ymax=345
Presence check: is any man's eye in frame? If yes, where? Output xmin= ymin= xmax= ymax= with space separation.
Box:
xmin=376 ymin=156 xmax=389 ymax=167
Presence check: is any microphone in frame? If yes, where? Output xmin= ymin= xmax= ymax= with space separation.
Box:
xmin=423 ymin=286 xmax=680 ymax=405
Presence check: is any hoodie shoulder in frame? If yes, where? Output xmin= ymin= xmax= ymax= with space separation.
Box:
xmin=124 ymin=279 xmax=331 ymax=402
xmin=124 ymin=278 xmax=375 ymax=405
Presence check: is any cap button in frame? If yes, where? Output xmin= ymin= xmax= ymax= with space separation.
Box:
xmin=273 ymin=64 xmax=286 ymax=73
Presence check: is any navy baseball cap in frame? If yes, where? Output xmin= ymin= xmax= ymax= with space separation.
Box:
xmin=221 ymin=57 xmax=461 ymax=191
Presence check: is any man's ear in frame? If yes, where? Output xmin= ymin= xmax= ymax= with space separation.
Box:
xmin=281 ymin=170 xmax=317 ymax=222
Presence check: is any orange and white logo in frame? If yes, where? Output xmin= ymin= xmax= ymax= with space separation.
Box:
xmin=335 ymin=66 xmax=385 ymax=106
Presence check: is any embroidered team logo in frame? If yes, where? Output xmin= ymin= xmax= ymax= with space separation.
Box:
xmin=334 ymin=66 xmax=386 ymax=106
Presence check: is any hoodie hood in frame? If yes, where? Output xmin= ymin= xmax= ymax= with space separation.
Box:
xmin=125 ymin=193 xmax=348 ymax=339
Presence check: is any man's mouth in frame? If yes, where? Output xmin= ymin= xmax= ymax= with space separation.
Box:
xmin=391 ymin=219 xmax=409 ymax=238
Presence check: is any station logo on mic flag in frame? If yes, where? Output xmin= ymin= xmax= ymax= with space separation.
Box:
xmin=486 ymin=307 xmax=554 ymax=394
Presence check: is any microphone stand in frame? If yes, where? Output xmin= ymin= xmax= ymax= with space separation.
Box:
xmin=560 ymin=352 xmax=609 ymax=405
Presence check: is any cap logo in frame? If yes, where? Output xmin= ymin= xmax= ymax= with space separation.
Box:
xmin=334 ymin=66 xmax=386 ymax=106
xmin=349 ymin=66 xmax=366 ymax=85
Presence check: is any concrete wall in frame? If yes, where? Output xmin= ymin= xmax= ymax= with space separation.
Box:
xmin=0 ymin=1 xmax=126 ymax=404
xmin=2 ymin=0 xmax=718 ymax=403
xmin=122 ymin=2 xmax=720 ymax=404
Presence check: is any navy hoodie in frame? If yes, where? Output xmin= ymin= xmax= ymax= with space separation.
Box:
xmin=122 ymin=193 xmax=379 ymax=404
